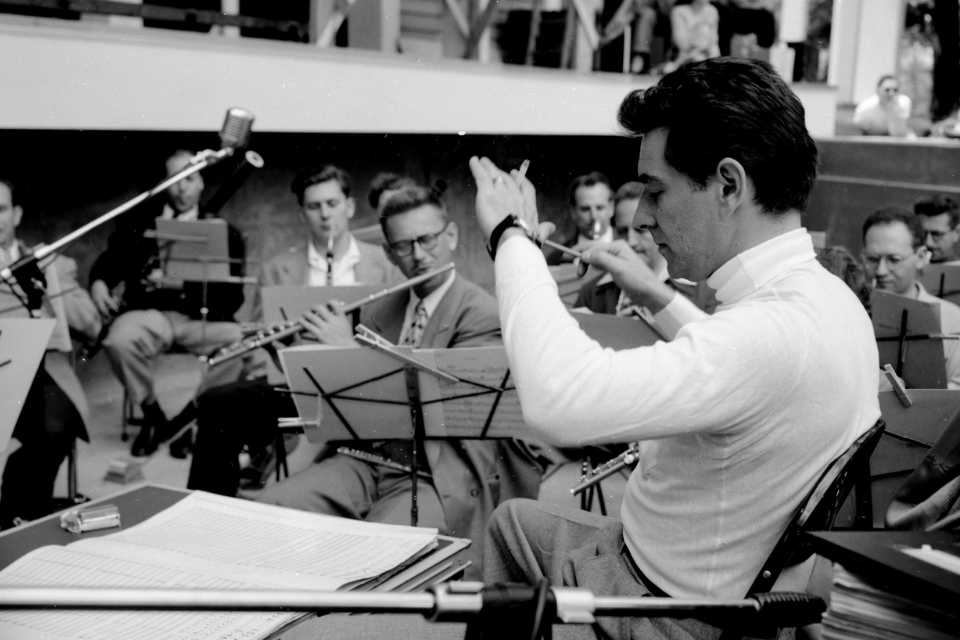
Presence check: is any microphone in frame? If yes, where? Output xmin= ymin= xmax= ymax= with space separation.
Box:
xmin=219 ymin=108 xmax=255 ymax=151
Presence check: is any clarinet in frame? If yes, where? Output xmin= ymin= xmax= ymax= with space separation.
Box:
xmin=570 ymin=443 xmax=640 ymax=496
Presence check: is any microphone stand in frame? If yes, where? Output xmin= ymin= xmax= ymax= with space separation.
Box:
xmin=0 ymin=581 xmax=826 ymax=640
xmin=0 ymin=147 xmax=239 ymax=314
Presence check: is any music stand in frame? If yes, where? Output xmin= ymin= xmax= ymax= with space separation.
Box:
xmin=0 ymin=319 xmax=56 ymax=452
xmin=873 ymin=290 xmax=948 ymax=389
xmin=920 ymin=262 xmax=960 ymax=306
xmin=152 ymin=219 xmax=252 ymax=350
xmin=279 ymin=344 xmax=525 ymax=526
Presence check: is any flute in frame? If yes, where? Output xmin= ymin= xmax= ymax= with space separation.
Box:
xmin=570 ymin=443 xmax=640 ymax=496
xmin=202 ymin=262 xmax=455 ymax=367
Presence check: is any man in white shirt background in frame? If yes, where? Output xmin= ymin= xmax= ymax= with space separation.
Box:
xmin=862 ymin=206 xmax=960 ymax=389
xmin=854 ymin=74 xmax=915 ymax=138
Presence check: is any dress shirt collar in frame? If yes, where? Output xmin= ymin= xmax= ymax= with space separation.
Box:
xmin=160 ymin=203 xmax=200 ymax=222
xmin=403 ymin=269 xmax=456 ymax=330
xmin=577 ymin=226 xmax=615 ymax=246
xmin=707 ymin=227 xmax=816 ymax=305
xmin=307 ymin=234 xmax=361 ymax=286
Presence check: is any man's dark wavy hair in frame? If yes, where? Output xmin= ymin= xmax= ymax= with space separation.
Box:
xmin=291 ymin=164 xmax=353 ymax=206
xmin=378 ymin=185 xmax=448 ymax=234
xmin=617 ymin=57 xmax=819 ymax=215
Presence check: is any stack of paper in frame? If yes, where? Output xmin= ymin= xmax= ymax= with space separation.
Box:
xmin=0 ymin=492 xmax=461 ymax=640
xmin=821 ymin=565 xmax=960 ymax=640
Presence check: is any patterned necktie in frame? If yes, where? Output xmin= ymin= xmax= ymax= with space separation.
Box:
xmin=402 ymin=301 xmax=429 ymax=347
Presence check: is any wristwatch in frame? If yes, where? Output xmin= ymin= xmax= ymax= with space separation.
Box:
xmin=486 ymin=214 xmax=540 ymax=260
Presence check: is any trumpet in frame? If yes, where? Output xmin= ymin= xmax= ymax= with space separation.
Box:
xmin=570 ymin=442 xmax=640 ymax=496
xmin=203 ymin=262 xmax=455 ymax=367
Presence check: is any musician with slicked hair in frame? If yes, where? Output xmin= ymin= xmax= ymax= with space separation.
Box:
xmin=186 ymin=164 xmax=399 ymax=494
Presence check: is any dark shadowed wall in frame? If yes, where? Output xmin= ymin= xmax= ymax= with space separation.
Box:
xmin=0 ymin=130 xmax=640 ymax=320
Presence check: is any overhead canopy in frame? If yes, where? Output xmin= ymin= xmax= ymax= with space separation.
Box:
xmin=0 ymin=21 xmax=837 ymax=136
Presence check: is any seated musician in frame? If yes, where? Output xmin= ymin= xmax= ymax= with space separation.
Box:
xmin=544 ymin=173 xmax=616 ymax=265
xmin=862 ymin=206 xmax=960 ymax=388
xmin=256 ymin=184 xmax=549 ymax=580
xmin=88 ymin=149 xmax=247 ymax=457
xmin=574 ymin=180 xmax=717 ymax=318
xmin=186 ymin=164 xmax=401 ymax=495
xmin=0 ymin=178 xmax=101 ymax=530
xmin=465 ymin=58 xmax=879 ymax=639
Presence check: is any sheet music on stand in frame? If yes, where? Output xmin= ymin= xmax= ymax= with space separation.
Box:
xmin=872 ymin=290 xmax=948 ymax=389
xmin=154 ymin=218 xmax=234 ymax=282
xmin=0 ymin=318 xmax=55 ymax=452
xmin=279 ymin=345 xmax=529 ymax=444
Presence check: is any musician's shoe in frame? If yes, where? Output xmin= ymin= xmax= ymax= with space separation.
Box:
xmin=130 ymin=425 xmax=157 ymax=457
xmin=168 ymin=428 xmax=194 ymax=459
xmin=131 ymin=400 xmax=168 ymax=457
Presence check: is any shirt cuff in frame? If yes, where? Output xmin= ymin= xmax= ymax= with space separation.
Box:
xmin=652 ymin=293 xmax=707 ymax=340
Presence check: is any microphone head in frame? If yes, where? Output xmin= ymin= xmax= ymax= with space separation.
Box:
xmin=220 ymin=108 xmax=255 ymax=150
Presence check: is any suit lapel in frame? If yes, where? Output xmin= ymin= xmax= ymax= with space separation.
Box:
xmin=279 ymin=248 xmax=308 ymax=285
xmin=419 ymin=275 xmax=461 ymax=349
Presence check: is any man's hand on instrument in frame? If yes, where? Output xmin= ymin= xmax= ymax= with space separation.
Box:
xmin=581 ymin=240 xmax=677 ymax=314
xmin=300 ymin=302 xmax=358 ymax=347
xmin=469 ymin=156 xmax=542 ymax=247
xmin=90 ymin=279 xmax=120 ymax=318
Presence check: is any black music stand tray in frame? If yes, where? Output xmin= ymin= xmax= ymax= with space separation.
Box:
xmin=873 ymin=290 xmax=949 ymax=389
xmin=279 ymin=343 xmax=524 ymax=526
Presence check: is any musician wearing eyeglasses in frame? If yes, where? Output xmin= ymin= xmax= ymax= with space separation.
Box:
xmin=257 ymin=184 xmax=548 ymax=581
xmin=186 ymin=165 xmax=399 ymax=493
xmin=87 ymin=149 xmax=247 ymax=457
xmin=861 ymin=206 xmax=960 ymax=389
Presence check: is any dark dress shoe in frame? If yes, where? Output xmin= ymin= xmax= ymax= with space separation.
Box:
xmin=168 ymin=428 xmax=194 ymax=459
xmin=131 ymin=425 xmax=157 ymax=457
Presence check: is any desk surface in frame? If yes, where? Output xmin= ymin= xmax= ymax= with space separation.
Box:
xmin=0 ymin=484 xmax=188 ymax=572
xmin=807 ymin=530 xmax=960 ymax=614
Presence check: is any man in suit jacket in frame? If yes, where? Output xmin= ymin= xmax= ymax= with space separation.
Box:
xmin=186 ymin=165 xmax=400 ymax=494
xmin=575 ymin=181 xmax=718 ymax=318
xmin=0 ymin=178 xmax=101 ymax=529
xmin=257 ymin=184 xmax=547 ymax=580
xmin=89 ymin=149 xmax=247 ymax=456
xmin=544 ymin=172 xmax=616 ymax=265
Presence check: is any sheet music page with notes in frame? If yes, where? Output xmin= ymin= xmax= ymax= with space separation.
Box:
xmin=0 ymin=491 xmax=438 ymax=640
xmin=415 ymin=346 xmax=529 ymax=439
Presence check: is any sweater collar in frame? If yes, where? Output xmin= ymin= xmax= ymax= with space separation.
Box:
xmin=707 ymin=228 xmax=816 ymax=305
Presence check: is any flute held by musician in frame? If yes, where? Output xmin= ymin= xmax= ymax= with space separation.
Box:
xmin=203 ymin=262 xmax=455 ymax=367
